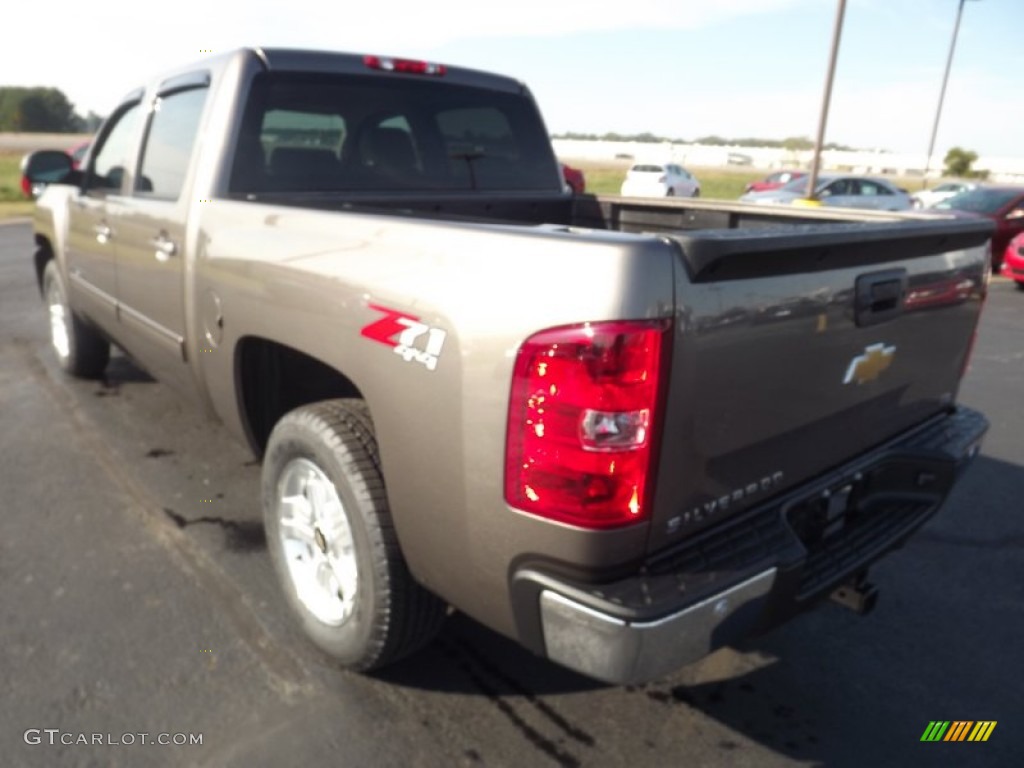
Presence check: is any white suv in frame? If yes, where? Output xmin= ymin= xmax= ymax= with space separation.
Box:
xmin=620 ymin=162 xmax=700 ymax=198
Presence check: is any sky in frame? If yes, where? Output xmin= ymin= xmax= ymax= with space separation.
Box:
xmin=3 ymin=0 xmax=1022 ymax=157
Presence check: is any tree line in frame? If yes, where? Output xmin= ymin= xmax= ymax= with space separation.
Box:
xmin=0 ymin=87 xmax=103 ymax=133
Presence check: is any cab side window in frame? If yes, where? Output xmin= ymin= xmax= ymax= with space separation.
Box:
xmin=136 ymin=88 xmax=208 ymax=200
xmin=88 ymin=103 xmax=142 ymax=192
xmin=826 ymin=179 xmax=851 ymax=196
xmin=853 ymin=180 xmax=884 ymax=196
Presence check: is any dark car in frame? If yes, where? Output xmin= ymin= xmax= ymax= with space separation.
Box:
xmin=935 ymin=186 xmax=1024 ymax=270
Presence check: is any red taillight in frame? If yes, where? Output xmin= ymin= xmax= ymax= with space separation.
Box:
xmin=363 ymin=55 xmax=446 ymax=76
xmin=504 ymin=320 xmax=671 ymax=529
xmin=20 ymin=175 xmax=31 ymax=198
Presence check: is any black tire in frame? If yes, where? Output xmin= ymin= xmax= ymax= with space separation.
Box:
xmin=693 ymin=188 xmax=701 ymax=198
xmin=42 ymin=259 xmax=110 ymax=378
xmin=262 ymin=399 xmax=446 ymax=671
xmin=1015 ymin=281 xmax=1024 ymax=291
xmin=666 ymin=188 xmax=675 ymax=197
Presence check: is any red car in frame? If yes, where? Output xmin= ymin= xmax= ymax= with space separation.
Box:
xmin=560 ymin=163 xmax=585 ymax=194
xmin=67 ymin=140 xmax=90 ymax=170
xmin=1002 ymin=231 xmax=1024 ymax=290
xmin=935 ymin=185 xmax=1024 ymax=271
xmin=745 ymin=170 xmax=806 ymax=194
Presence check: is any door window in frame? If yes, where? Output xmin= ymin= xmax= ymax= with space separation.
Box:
xmin=824 ymin=179 xmax=851 ymax=196
xmin=856 ymin=180 xmax=890 ymax=196
xmin=88 ymin=103 xmax=142 ymax=192
xmin=136 ymin=87 xmax=208 ymax=200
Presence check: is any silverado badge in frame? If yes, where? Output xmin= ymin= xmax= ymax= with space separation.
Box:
xmin=844 ymin=343 xmax=896 ymax=385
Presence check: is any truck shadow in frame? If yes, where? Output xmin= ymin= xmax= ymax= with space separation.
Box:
xmin=376 ymin=612 xmax=604 ymax=694
xmin=95 ymin=351 xmax=155 ymax=396
xmin=373 ymin=454 xmax=1022 ymax=766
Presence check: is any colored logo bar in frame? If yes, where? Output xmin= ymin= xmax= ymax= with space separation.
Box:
xmin=921 ymin=721 xmax=997 ymax=742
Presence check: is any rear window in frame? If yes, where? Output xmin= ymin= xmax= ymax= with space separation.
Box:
xmin=229 ymin=72 xmax=561 ymax=195
xmin=631 ymin=164 xmax=664 ymax=173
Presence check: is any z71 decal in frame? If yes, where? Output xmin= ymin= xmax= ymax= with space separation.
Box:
xmin=361 ymin=303 xmax=447 ymax=371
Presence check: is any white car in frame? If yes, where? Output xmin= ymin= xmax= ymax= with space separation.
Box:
xmin=620 ymin=162 xmax=700 ymax=198
xmin=740 ymin=174 xmax=912 ymax=211
xmin=911 ymin=182 xmax=980 ymax=209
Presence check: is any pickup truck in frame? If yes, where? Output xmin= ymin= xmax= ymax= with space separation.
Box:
xmin=24 ymin=48 xmax=992 ymax=684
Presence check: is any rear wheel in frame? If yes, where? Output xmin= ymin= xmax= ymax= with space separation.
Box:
xmin=262 ymin=399 xmax=446 ymax=671
xmin=42 ymin=259 xmax=109 ymax=378
xmin=666 ymin=188 xmax=675 ymax=197
xmin=1015 ymin=281 xmax=1024 ymax=291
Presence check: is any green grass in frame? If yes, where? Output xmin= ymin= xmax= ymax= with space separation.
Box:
xmin=0 ymin=147 xmax=942 ymax=218
xmin=569 ymin=159 xmax=936 ymax=199
xmin=0 ymin=200 xmax=34 ymax=219
xmin=572 ymin=160 xmax=765 ymax=198
xmin=0 ymin=151 xmax=34 ymax=219
xmin=0 ymin=152 xmax=26 ymax=204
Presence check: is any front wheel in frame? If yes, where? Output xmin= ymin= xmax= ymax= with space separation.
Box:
xmin=262 ymin=399 xmax=446 ymax=671
xmin=42 ymin=259 xmax=109 ymax=378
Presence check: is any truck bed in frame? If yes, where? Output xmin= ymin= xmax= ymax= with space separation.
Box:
xmin=223 ymin=189 xmax=993 ymax=557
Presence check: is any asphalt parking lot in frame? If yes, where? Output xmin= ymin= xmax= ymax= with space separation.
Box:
xmin=1 ymin=218 xmax=1021 ymax=767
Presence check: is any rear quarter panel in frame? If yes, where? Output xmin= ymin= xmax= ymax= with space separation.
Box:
xmin=193 ymin=202 xmax=677 ymax=636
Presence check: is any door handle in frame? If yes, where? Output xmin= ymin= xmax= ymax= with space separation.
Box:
xmin=855 ymin=268 xmax=907 ymax=327
xmin=93 ymin=224 xmax=112 ymax=244
xmin=149 ymin=234 xmax=178 ymax=262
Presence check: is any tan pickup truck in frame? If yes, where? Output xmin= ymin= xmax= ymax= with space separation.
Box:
xmin=24 ymin=48 xmax=992 ymax=684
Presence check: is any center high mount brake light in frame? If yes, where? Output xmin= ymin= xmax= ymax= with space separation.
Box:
xmin=363 ymin=55 xmax=446 ymax=76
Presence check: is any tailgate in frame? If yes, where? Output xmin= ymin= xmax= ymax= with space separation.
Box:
xmin=648 ymin=218 xmax=993 ymax=552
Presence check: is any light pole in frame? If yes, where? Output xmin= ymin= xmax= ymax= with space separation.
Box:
xmin=922 ymin=0 xmax=977 ymax=185
xmin=804 ymin=0 xmax=847 ymax=201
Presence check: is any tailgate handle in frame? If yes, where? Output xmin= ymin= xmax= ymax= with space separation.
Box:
xmin=855 ymin=269 xmax=907 ymax=327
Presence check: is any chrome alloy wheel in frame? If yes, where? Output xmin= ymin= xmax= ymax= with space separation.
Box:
xmin=46 ymin=277 xmax=71 ymax=361
xmin=275 ymin=458 xmax=359 ymax=626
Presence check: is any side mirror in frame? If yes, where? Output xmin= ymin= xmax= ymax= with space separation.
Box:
xmin=19 ymin=150 xmax=76 ymax=199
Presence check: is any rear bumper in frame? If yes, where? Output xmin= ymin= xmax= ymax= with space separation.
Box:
xmin=620 ymin=182 xmax=668 ymax=198
xmin=511 ymin=406 xmax=987 ymax=684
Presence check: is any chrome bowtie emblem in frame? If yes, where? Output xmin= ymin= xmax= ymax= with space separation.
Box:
xmin=844 ymin=343 xmax=896 ymax=385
